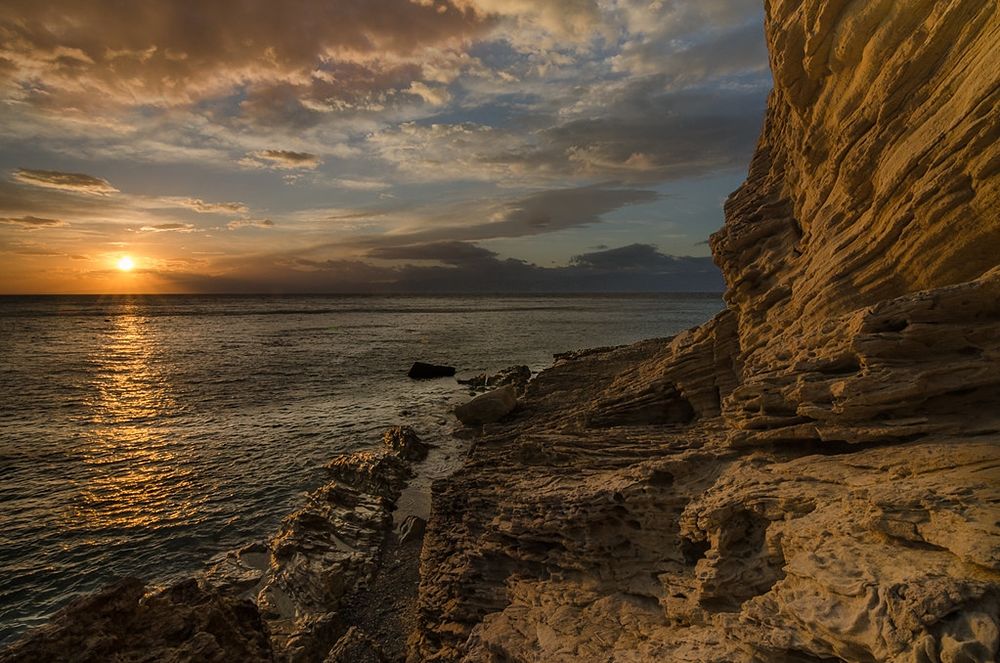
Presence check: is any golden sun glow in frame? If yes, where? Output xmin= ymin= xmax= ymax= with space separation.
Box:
xmin=117 ymin=256 xmax=135 ymax=272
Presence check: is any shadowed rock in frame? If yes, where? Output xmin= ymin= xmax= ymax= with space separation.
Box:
xmin=407 ymin=362 xmax=456 ymax=379
xmin=324 ymin=626 xmax=388 ymax=663
xmin=454 ymin=385 xmax=518 ymax=425
xmin=458 ymin=365 xmax=532 ymax=395
xmin=0 ymin=578 xmax=273 ymax=663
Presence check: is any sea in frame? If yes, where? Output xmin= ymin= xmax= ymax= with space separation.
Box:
xmin=0 ymin=293 xmax=723 ymax=645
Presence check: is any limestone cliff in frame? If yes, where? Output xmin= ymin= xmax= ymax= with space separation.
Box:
xmin=410 ymin=2 xmax=1000 ymax=661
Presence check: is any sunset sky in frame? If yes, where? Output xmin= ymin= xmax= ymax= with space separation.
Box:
xmin=0 ymin=0 xmax=769 ymax=294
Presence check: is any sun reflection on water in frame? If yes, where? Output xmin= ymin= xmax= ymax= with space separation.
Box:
xmin=67 ymin=302 xmax=204 ymax=533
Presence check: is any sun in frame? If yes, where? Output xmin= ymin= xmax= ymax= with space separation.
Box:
xmin=117 ymin=256 xmax=135 ymax=272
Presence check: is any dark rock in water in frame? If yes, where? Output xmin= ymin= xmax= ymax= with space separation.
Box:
xmin=398 ymin=515 xmax=427 ymax=544
xmin=458 ymin=365 xmax=532 ymax=395
xmin=383 ymin=425 xmax=429 ymax=461
xmin=326 ymin=450 xmax=414 ymax=501
xmin=454 ymin=385 xmax=518 ymax=425
xmin=324 ymin=626 xmax=388 ymax=663
xmin=0 ymin=577 xmax=272 ymax=663
xmin=407 ymin=362 xmax=456 ymax=379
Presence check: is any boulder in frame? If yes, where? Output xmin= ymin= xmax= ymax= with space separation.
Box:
xmin=398 ymin=515 xmax=427 ymax=544
xmin=454 ymin=385 xmax=518 ymax=426
xmin=382 ymin=425 xmax=429 ymax=461
xmin=407 ymin=362 xmax=456 ymax=379
xmin=325 ymin=450 xmax=414 ymax=501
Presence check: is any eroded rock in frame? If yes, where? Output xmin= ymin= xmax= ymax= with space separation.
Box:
xmin=383 ymin=426 xmax=430 ymax=462
xmin=0 ymin=578 xmax=273 ymax=663
xmin=454 ymin=384 xmax=518 ymax=426
xmin=458 ymin=365 xmax=532 ymax=395
xmin=408 ymin=2 xmax=1000 ymax=661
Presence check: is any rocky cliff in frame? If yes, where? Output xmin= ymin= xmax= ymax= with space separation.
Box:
xmin=410 ymin=2 xmax=1000 ymax=661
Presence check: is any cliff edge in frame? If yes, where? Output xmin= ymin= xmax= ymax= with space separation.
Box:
xmin=410 ymin=2 xmax=1000 ymax=661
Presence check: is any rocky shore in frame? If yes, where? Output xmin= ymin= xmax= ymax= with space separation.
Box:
xmin=3 ymin=1 xmax=999 ymax=661
xmin=405 ymin=2 xmax=1000 ymax=660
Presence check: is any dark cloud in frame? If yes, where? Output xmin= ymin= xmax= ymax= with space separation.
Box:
xmin=494 ymin=86 xmax=767 ymax=182
xmin=367 ymin=241 xmax=497 ymax=264
xmin=572 ymin=243 xmax=690 ymax=270
xmin=354 ymin=185 xmax=660 ymax=248
xmin=11 ymin=169 xmax=118 ymax=195
xmin=368 ymin=85 xmax=767 ymax=183
xmin=0 ymin=215 xmax=67 ymax=228
xmin=0 ymin=0 xmax=490 ymax=113
xmin=244 ymin=149 xmax=322 ymax=169
xmin=163 ymin=242 xmax=723 ymax=293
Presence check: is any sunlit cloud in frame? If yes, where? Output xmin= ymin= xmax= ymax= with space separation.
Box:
xmin=227 ymin=218 xmax=275 ymax=230
xmin=0 ymin=215 xmax=67 ymax=228
xmin=11 ymin=169 xmax=119 ymax=195
xmin=139 ymin=223 xmax=196 ymax=233
xmin=179 ymin=198 xmax=249 ymax=215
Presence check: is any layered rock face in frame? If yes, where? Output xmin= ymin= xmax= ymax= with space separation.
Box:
xmin=714 ymin=0 xmax=1000 ymax=445
xmin=411 ymin=2 xmax=1000 ymax=662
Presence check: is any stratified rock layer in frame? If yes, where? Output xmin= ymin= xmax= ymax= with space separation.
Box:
xmin=714 ymin=0 xmax=1000 ymax=445
xmin=410 ymin=2 xmax=1000 ymax=661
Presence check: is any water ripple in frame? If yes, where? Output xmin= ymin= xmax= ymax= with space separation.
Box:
xmin=0 ymin=293 xmax=722 ymax=644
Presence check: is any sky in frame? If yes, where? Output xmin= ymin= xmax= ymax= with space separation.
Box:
xmin=0 ymin=0 xmax=770 ymax=294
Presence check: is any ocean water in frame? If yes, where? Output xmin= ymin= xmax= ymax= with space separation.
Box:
xmin=0 ymin=293 xmax=722 ymax=644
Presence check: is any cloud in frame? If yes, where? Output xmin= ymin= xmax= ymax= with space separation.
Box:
xmin=243 ymin=149 xmax=322 ymax=170
xmin=0 ymin=215 xmax=67 ymax=228
xmin=612 ymin=19 xmax=768 ymax=82
xmin=367 ymin=240 xmax=497 ymax=264
xmin=0 ymin=0 xmax=767 ymax=295
xmin=351 ymin=185 xmax=660 ymax=248
xmin=406 ymin=81 xmax=452 ymax=107
xmin=571 ymin=242 xmax=713 ymax=273
xmin=0 ymin=0 xmax=491 ymax=114
xmin=326 ymin=178 xmax=391 ymax=191
xmin=139 ymin=222 xmax=195 ymax=232
xmin=227 ymin=218 xmax=274 ymax=230
xmin=156 ymin=241 xmax=723 ymax=293
xmin=181 ymin=198 xmax=249 ymax=214
xmin=11 ymin=168 xmax=118 ymax=195
xmin=367 ymin=84 xmax=766 ymax=184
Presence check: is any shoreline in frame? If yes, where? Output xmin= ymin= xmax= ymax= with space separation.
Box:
xmin=0 ymin=364 xmax=511 ymax=661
